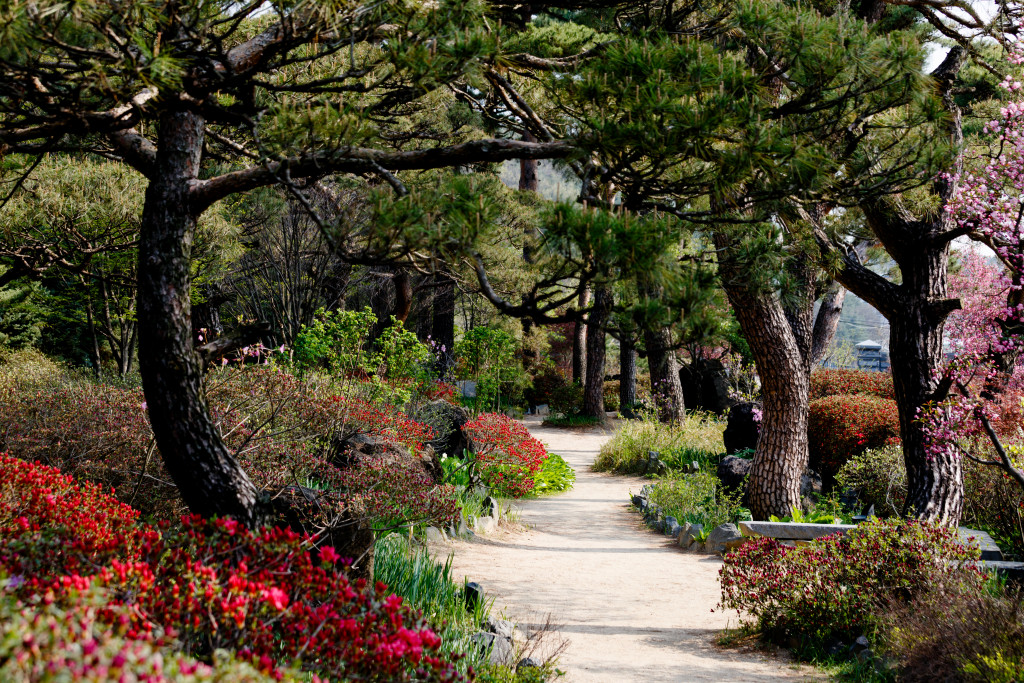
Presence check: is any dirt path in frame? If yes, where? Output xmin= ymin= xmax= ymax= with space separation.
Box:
xmin=438 ymin=417 xmax=824 ymax=683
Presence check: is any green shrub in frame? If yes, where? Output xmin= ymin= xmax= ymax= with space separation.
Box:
xmin=646 ymin=470 xmax=748 ymax=528
xmin=809 ymin=369 xmax=894 ymax=400
xmin=454 ymin=326 xmax=525 ymax=412
xmin=720 ymin=519 xmax=983 ymax=652
xmin=593 ymin=412 xmax=725 ymax=474
xmin=836 ymin=444 xmax=906 ymax=517
xmin=531 ymin=453 xmax=575 ymax=495
xmin=293 ymin=306 xmax=377 ymax=374
xmin=808 ymin=394 xmax=900 ymax=479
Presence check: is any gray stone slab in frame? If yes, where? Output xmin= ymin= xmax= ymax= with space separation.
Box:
xmin=739 ymin=521 xmax=855 ymax=541
xmin=959 ymin=527 xmax=1003 ymax=561
xmin=979 ymin=560 xmax=1024 ymax=582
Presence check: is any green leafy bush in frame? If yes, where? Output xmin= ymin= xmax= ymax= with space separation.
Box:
xmin=720 ymin=519 xmax=983 ymax=651
xmin=835 ymin=444 xmax=906 ymax=517
xmin=809 ymin=369 xmax=894 ymax=400
xmin=645 ymin=470 xmax=748 ymax=528
xmin=531 ymin=453 xmax=575 ymax=495
xmin=454 ymin=326 xmax=524 ymax=412
xmin=293 ymin=306 xmax=377 ymax=374
xmin=593 ymin=412 xmax=725 ymax=474
xmin=807 ymin=394 xmax=900 ymax=479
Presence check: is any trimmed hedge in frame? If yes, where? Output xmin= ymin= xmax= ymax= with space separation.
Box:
xmin=808 ymin=394 xmax=900 ymax=478
xmin=809 ymin=368 xmax=894 ymax=400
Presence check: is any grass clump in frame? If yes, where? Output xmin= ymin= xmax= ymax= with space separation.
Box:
xmin=593 ymin=412 xmax=725 ymax=474
xmin=645 ymin=470 xmax=749 ymax=528
xmin=541 ymin=414 xmax=602 ymax=428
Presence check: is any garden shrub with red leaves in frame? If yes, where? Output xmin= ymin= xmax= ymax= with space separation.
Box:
xmin=719 ymin=518 xmax=982 ymax=650
xmin=809 ymin=369 xmax=894 ymax=400
xmin=0 ymin=364 xmax=452 ymax=529
xmin=807 ymin=394 xmax=901 ymax=478
xmin=0 ymin=454 xmax=466 ymax=682
xmin=463 ymin=414 xmax=547 ymax=498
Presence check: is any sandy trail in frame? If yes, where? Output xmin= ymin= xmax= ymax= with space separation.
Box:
xmin=439 ymin=417 xmax=823 ymax=683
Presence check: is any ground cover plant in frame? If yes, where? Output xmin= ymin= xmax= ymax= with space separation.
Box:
xmin=593 ymin=412 xmax=725 ymax=474
xmin=530 ymin=453 xmax=575 ymax=496
xmin=0 ymin=453 xmax=465 ymax=682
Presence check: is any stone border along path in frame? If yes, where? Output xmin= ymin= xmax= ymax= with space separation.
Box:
xmin=432 ymin=417 xmax=825 ymax=683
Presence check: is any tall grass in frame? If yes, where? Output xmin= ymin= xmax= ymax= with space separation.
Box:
xmin=374 ymin=534 xmax=492 ymax=674
xmin=593 ymin=411 xmax=725 ymax=474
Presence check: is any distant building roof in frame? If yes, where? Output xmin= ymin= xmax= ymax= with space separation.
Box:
xmin=856 ymin=339 xmax=883 ymax=349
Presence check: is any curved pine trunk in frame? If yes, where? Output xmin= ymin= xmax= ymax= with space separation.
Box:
xmin=138 ymin=110 xmax=261 ymax=526
xmin=619 ymin=338 xmax=637 ymax=418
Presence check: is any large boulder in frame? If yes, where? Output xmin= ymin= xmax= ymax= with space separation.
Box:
xmin=705 ymin=523 xmax=745 ymax=554
xmin=416 ymin=400 xmax=473 ymax=458
xmin=717 ymin=455 xmax=752 ymax=493
xmin=679 ymin=358 xmax=735 ymax=415
xmin=723 ymin=402 xmax=761 ymax=454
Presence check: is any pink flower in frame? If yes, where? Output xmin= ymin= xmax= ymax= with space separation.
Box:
xmin=262 ymin=587 xmax=289 ymax=611
xmin=319 ymin=546 xmax=341 ymax=565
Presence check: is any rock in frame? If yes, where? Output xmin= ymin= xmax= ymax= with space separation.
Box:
xmin=517 ymin=657 xmax=541 ymax=672
xmin=483 ymin=616 xmax=516 ymax=641
xmin=800 ymin=468 xmax=823 ymax=508
xmin=631 ymin=493 xmax=648 ymax=509
xmin=723 ymin=402 xmax=761 ymax=455
xmin=424 ymin=526 xmax=447 ymax=543
xmin=739 ymin=521 xmax=855 ymax=541
xmin=470 ymin=632 xmax=514 ymax=665
xmin=664 ymin=516 xmax=681 ymax=538
xmin=643 ymin=451 xmax=667 ymax=476
xmin=465 ymin=582 xmax=484 ymax=611
xmin=416 ymin=400 xmax=473 ymax=458
xmin=474 ymin=515 xmax=498 ymax=534
xmin=482 ymin=496 xmax=500 ymax=520
xmin=652 ymin=518 xmax=666 ymax=533
xmin=717 ymin=455 xmax=753 ymax=492
xmin=960 ymin=527 xmax=1004 ymax=561
xmin=680 ymin=523 xmax=704 ymax=551
xmin=852 ymin=635 xmax=871 ymax=653
xmin=679 ymin=358 xmax=736 ymax=415
xmin=705 ymin=523 xmax=744 ymax=554
xmin=677 ymin=523 xmax=692 ymax=547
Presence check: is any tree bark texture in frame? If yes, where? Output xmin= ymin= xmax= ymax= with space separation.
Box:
xmin=715 ymin=233 xmax=808 ymax=519
xmin=583 ymin=287 xmax=611 ymax=418
xmin=619 ymin=338 xmax=638 ymax=418
xmin=430 ymin=273 xmax=456 ymax=378
xmin=138 ymin=110 xmax=262 ymax=526
xmin=571 ymin=286 xmax=591 ymax=384
xmin=810 ymin=283 xmax=847 ymax=367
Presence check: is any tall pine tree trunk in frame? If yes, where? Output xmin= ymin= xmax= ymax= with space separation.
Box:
xmin=715 ymin=233 xmax=809 ymax=519
xmin=619 ymin=337 xmax=637 ymax=418
xmin=583 ymin=287 xmax=611 ymax=418
xmin=644 ymin=324 xmax=685 ymax=423
xmin=572 ymin=286 xmax=590 ymax=384
xmin=138 ymin=109 xmax=261 ymax=525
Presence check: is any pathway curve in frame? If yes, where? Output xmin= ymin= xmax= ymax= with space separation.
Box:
xmin=438 ymin=417 xmax=823 ymax=683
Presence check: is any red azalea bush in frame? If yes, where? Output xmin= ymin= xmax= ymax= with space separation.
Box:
xmin=719 ymin=519 xmax=983 ymax=649
xmin=0 ymin=364 xmax=449 ymax=527
xmin=463 ymin=414 xmax=547 ymax=498
xmin=0 ymin=454 xmax=465 ymax=682
xmin=809 ymin=369 xmax=894 ymax=400
xmin=808 ymin=394 xmax=901 ymax=478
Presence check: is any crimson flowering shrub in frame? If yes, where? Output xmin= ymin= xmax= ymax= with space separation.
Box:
xmin=0 ymin=588 xmax=280 ymax=683
xmin=463 ymin=414 xmax=547 ymax=498
xmin=0 ymin=454 xmax=465 ymax=682
xmin=719 ymin=519 xmax=983 ymax=649
xmin=808 ymin=394 xmax=901 ymax=478
xmin=809 ymin=369 xmax=894 ymax=400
